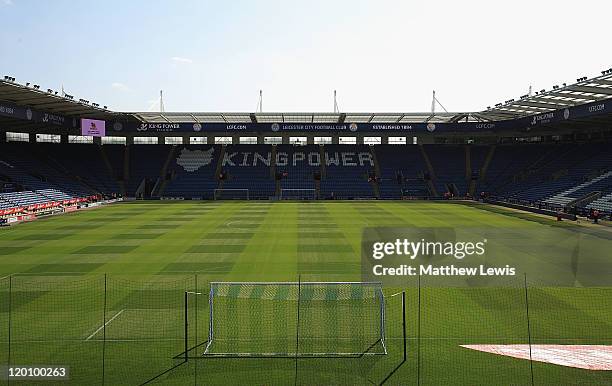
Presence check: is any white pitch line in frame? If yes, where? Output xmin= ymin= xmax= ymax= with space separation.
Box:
xmin=85 ymin=309 xmax=124 ymax=341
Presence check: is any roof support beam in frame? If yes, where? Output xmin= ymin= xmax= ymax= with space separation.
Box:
xmin=566 ymin=85 xmax=612 ymax=96
xmin=511 ymin=100 xmax=570 ymax=109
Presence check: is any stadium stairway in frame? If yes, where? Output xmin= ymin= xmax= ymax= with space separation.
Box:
xmin=470 ymin=145 xmax=494 ymax=196
xmin=375 ymin=145 xmax=428 ymax=199
xmin=465 ymin=145 xmax=471 ymax=182
xmin=271 ymin=145 xmax=280 ymax=197
xmin=369 ymin=147 xmax=381 ymax=199
xmin=152 ymin=146 xmax=177 ymax=197
xmin=126 ymin=145 xmax=173 ymax=197
xmin=425 ymin=145 xmax=467 ymax=196
xmin=418 ymin=145 xmax=438 ymax=197
xmin=318 ymin=145 xmax=326 ymax=179
xmin=99 ymin=145 xmax=126 ymax=196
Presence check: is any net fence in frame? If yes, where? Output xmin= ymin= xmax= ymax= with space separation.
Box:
xmin=0 ymin=274 xmax=609 ymax=385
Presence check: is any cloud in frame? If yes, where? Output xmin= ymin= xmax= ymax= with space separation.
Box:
xmin=171 ymin=56 xmax=193 ymax=64
xmin=2 ymin=0 xmax=13 ymax=5
xmin=111 ymin=82 xmax=130 ymax=92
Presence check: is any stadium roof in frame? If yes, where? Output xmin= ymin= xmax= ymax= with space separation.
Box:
xmin=2 ymin=69 xmax=612 ymax=124
xmin=130 ymin=111 xmax=475 ymax=124
xmin=482 ymin=71 xmax=612 ymax=121
xmin=0 ymin=77 xmax=117 ymax=119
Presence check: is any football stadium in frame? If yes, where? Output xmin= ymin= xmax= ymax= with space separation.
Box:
xmin=1 ymin=2 xmax=612 ymax=385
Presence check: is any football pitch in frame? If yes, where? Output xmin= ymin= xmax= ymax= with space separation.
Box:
xmin=0 ymin=201 xmax=610 ymax=385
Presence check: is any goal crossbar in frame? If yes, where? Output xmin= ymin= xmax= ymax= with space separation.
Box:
xmin=279 ymin=188 xmax=317 ymax=200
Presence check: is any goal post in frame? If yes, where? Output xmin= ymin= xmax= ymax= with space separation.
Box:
xmin=279 ymin=189 xmax=317 ymax=200
xmin=213 ymin=189 xmax=249 ymax=200
xmin=201 ymin=281 xmax=387 ymax=357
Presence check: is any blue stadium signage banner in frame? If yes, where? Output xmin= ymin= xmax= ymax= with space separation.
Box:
xmin=115 ymin=121 xmax=510 ymax=133
xmin=0 ymin=100 xmax=75 ymax=128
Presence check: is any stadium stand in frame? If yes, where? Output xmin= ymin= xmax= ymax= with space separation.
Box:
xmin=276 ymin=145 xmax=321 ymax=199
xmin=0 ymin=191 xmax=50 ymax=206
xmin=476 ymin=144 xmax=553 ymax=197
xmin=219 ymin=145 xmax=276 ymax=199
xmin=41 ymin=144 xmax=119 ymax=193
xmin=0 ymin=142 xmax=109 ymax=214
xmin=375 ymin=145 xmax=428 ymax=199
xmin=0 ymin=139 xmax=611 ymax=217
xmin=162 ymin=145 xmax=220 ymax=199
xmin=425 ymin=145 xmax=468 ymax=196
xmin=587 ymin=193 xmax=612 ymax=213
xmin=499 ymin=143 xmax=607 ymax=202
xmin=0 ymin=144 xmax=87 ymax=195
xmin=126 ymin=145 xmax=173 ymax=197
xmin=319 ymin=145 xmax=377 ymax=199
xmin=545 ymin=171 xmax=612 ymax=206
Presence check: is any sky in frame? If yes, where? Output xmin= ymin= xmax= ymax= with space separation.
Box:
xmin=1 ymin=0 xmax=611 ymax=113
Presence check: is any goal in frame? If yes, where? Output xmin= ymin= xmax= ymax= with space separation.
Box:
xmin=201 ymin=281 xmax=387 ymax=357
xmin=213 ymin=189 xmax=249 ymax=200
xmin=279 ymin=188 xmax=317 ymax=200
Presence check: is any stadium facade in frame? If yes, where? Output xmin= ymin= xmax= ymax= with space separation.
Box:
xmin=1 ymin=70 xmax=611 ymax=221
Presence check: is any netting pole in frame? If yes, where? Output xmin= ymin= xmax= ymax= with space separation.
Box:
xmin=184 ymin=291 xmax=188 ymax=363
xmin=402 ymin=291 xmax=406 ymax=362
xmin=102 ymin=274 xmax=107 ymax=385
xmin=380 ymin=290 xmax=408 ymax=385
xmin=524 ymin=273 xmax=534 ymax=386
xmin=417 ymin=272 xmax=421 ymax=386
xmin=207 ymin=285 xmax=214 ymax=353
xmin=294 ymin=275 xmax=302 ymax=386
xmin=7 ymin=275 xmax=12 ymax=386
xmin=194 ymin=275 xmax=198 ymax=386
xmin=379 ymin=287 xmax=386 ymax=352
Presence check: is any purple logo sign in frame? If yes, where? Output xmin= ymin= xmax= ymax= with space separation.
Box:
xmin=81 ymin=119 xmax=106 ymax=137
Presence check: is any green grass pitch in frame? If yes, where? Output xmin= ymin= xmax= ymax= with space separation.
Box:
xmin=0 ymin=201 xmax=610 ymax=385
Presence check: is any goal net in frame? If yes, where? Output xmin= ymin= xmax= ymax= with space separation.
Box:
xmin=213 ymin=189 xmax=249 ymax=200
xmin=202 ymin=281 xmax=386 ymax=357
xmin=279 ymin=189 xmax=317 ymax=200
